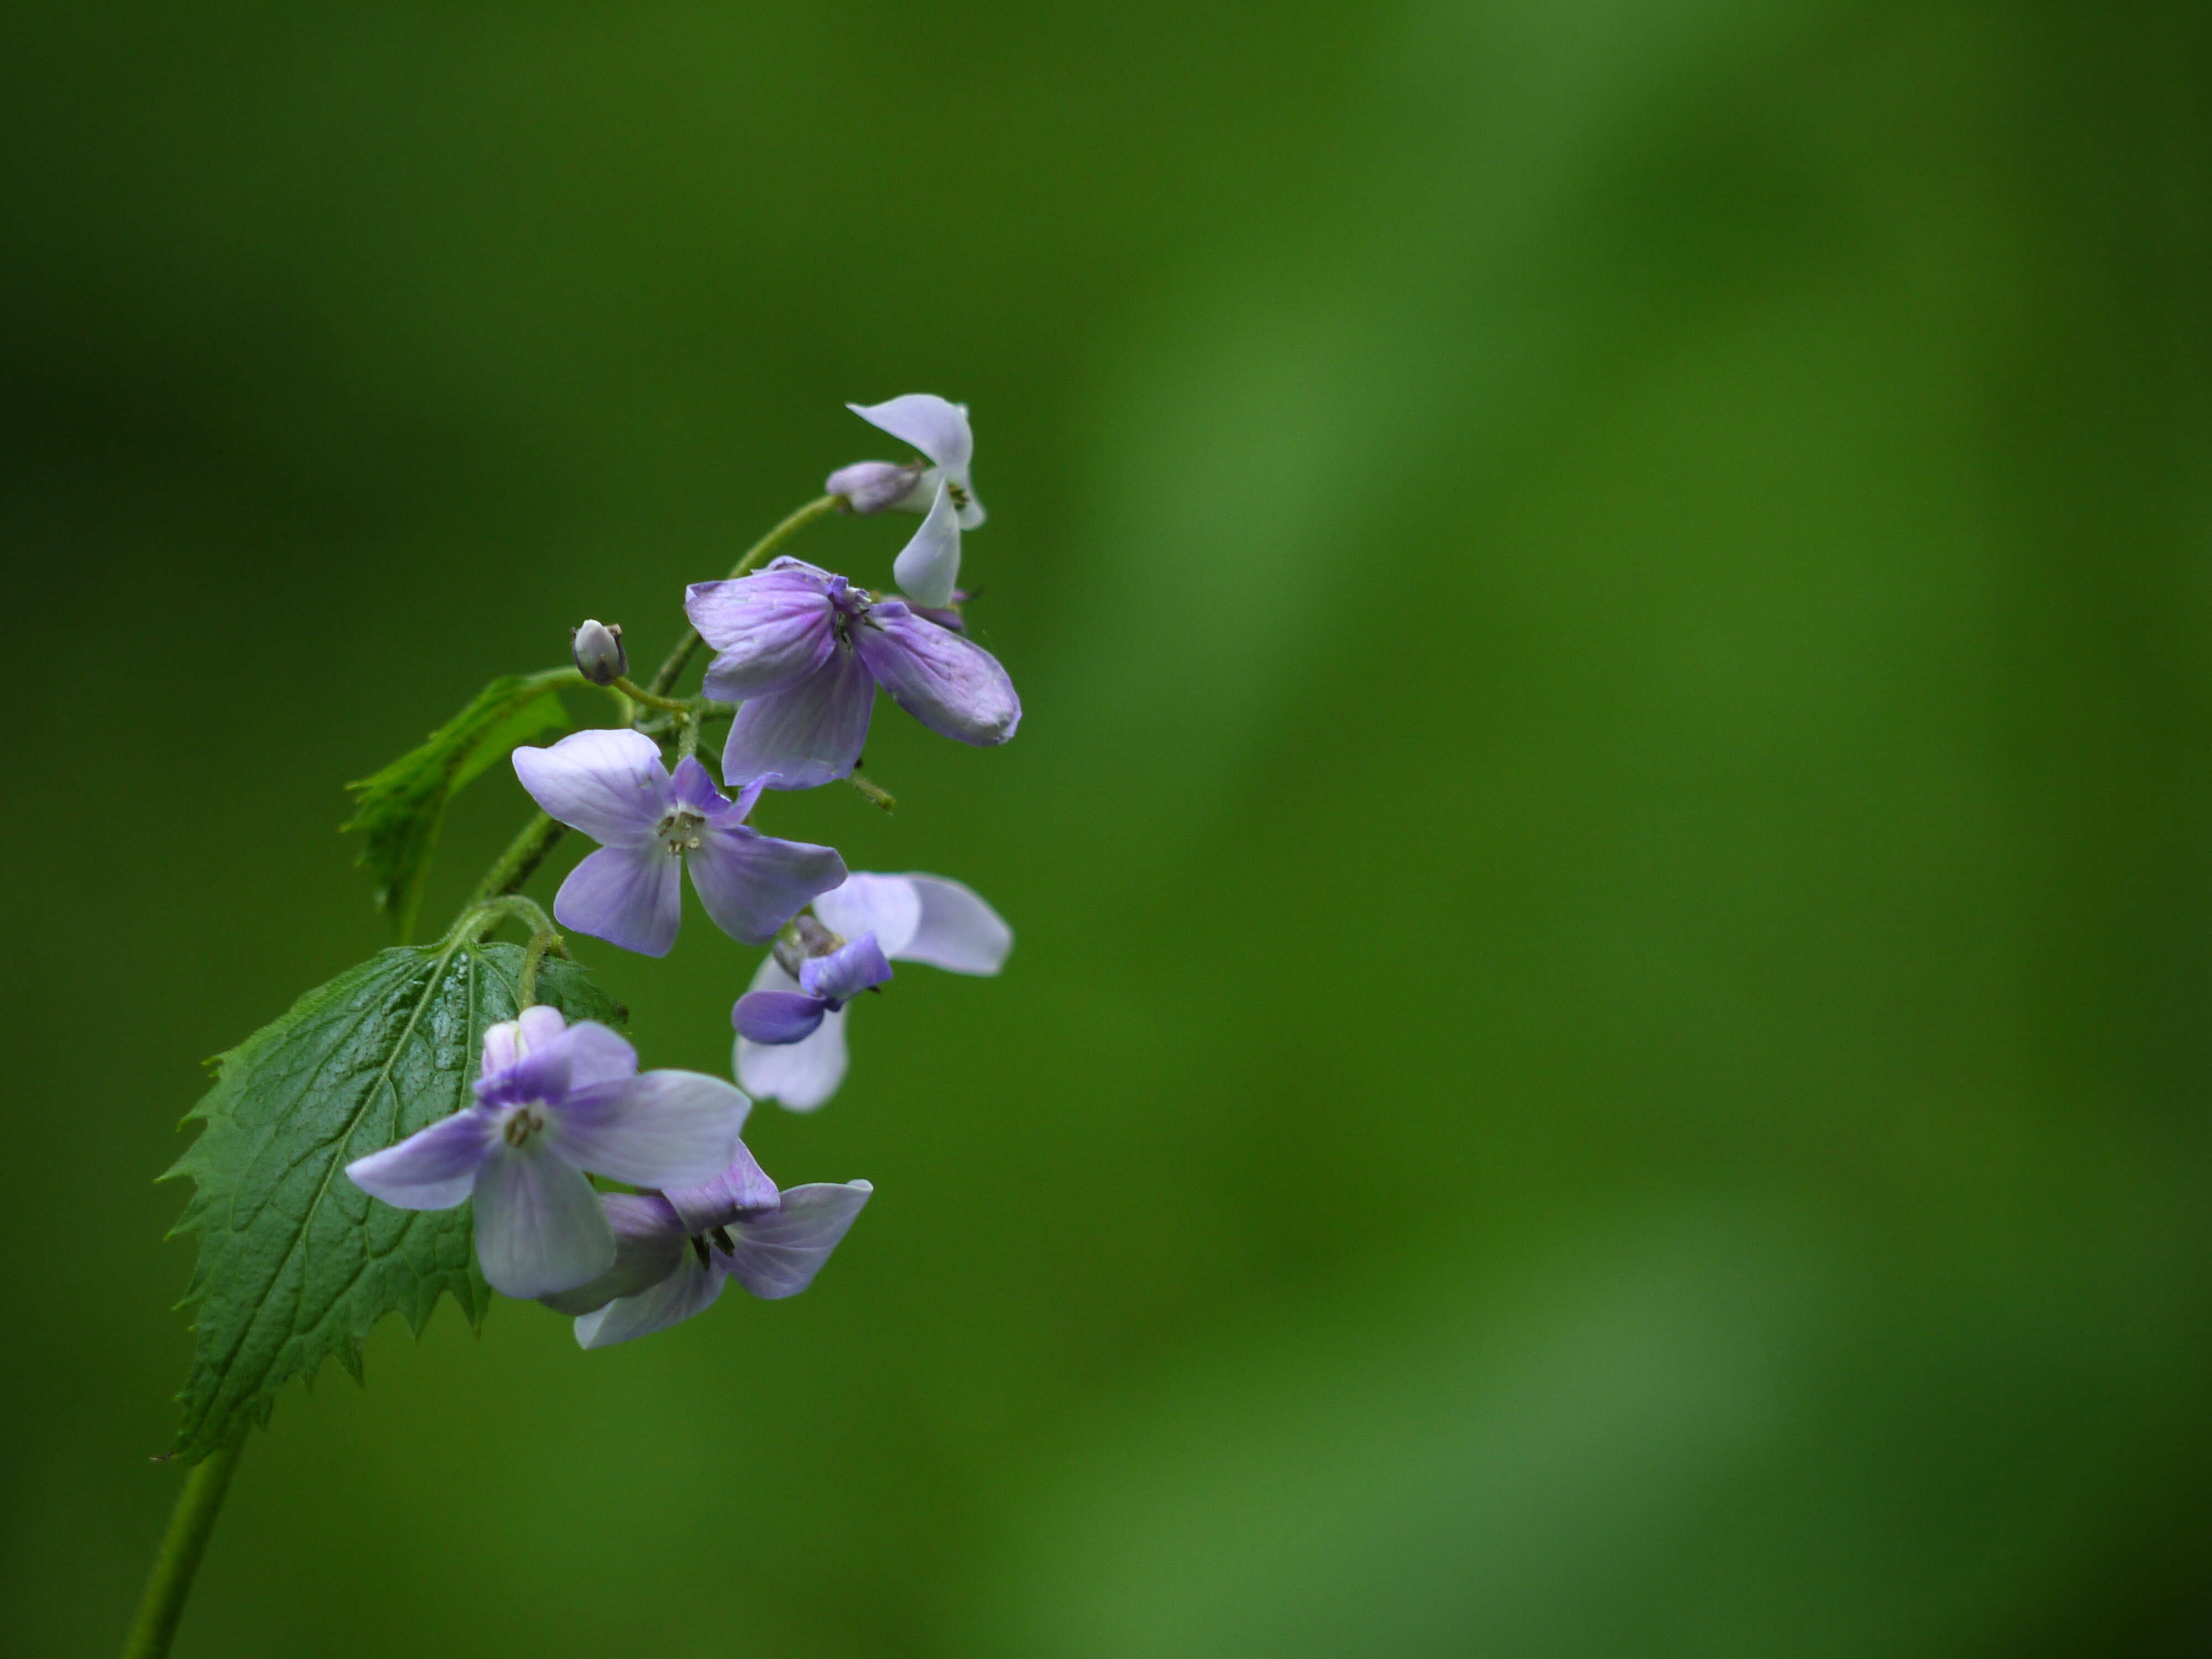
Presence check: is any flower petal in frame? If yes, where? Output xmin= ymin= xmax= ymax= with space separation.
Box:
xmin=544 ymin=1068 xmax=749 ymax=1188
xmin=537 ymin=1193 xmax=690 ymax=1316
xmin=720 ymin=645 xmax=877 ymax=790
xmin=899 ymin=874 xmax=1014 ymax=974
xmin=853 ymin=603 xmax=1020 ymax=748
xmin=812 ymin=873 xmax=924 ymax=959
xmin=573 ymin=1254 xmax=727 ymax=1349
xmin=825 ymin=458 xmax=931 ymax=515
xmin=512 ymin=728 xmax=669 ymax=846
xmin=515 ymin=1018 xmax=637 ymax=1104
xmin=664 ymin=1142 xmax=781 ymax=1234
xmin=687 ymin=825 xmax=847 ymax=945
xmin=479 ymin=1019 xmax=522 ymax=1077
xmin=799 ymin=933 xmax=891 ymax=1003
xmin=515 ymin=1005 xmax=568 ymax=1053
xmin=687 ymin=570 xmax=838 ymax=700
xmin=891 ymin=478 xmax=963 ymax=609
xmin=735 ymin=956 xmax=851 ymax=1111
xmin=345 ymin=1109 xmax=495 ymax=1210
xmin=555 ymin=843 xmax=683 ymax=958
xmin=848 ymin=394 xmax=972 ymax=474
xmin=721 ymin=1181 xmax=874 ymax=1300
xmin=471 ymin=1147 xmax=616 ymax=1297
xmin=732 ymin=989 xmax=828 ymax=1045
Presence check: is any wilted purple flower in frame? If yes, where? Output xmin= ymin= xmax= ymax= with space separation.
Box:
xmin=685 ymin=559 xmax=1020 ymax=790
xmin=346 ymin=1006 xmax=750 ymax=1298
xmin=738 ymin=873 xmax=1013 ymax=1111
xmin=732 ymin=931 xmax=891 ymax=1045
xmin=512 ymin=728 xmax=846 ymax=956
xmin=538 ymin=1148 xmax=873 ymax=1348
xmin=822 ymin=395 xmax=984 ymax=608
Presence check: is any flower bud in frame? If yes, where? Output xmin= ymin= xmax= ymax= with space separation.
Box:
xmin=826 ymin=459 xmax=929 ymax=515
xmin=571 ymin=619 xmax=627 ymax=686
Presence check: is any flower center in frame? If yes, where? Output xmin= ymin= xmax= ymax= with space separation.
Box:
xmin=687 ymin=1225 xmax=738 ymax=1268
xmin=655 ymin=806 xmax=706 ymax=857
xmin=502 ymin=1104 xmax=547 ymax=1148
xmin=946 ymin=479 xmax=972 ymax=509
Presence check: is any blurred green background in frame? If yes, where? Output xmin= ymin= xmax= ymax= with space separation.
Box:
xmin=6 ymin=2 xmax=2210 ymax=1654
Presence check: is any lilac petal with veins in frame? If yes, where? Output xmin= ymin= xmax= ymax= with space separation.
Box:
xmin=854 ymin=603 xmax=1020 ymax=747
xmin=554 ymin=843 xmax=682 ymax=958
xmin=512 ymin=728 xmax=669 ymax=846
xmin=573 ymin=1254 xmax=728 ymax=1348
xmin=344 ymin=1109 xmax=497 ymax=1209
xmin=799 ymin=932 xmax=891 ymax=1004
xmin=891 ymin=478 xmax=963 ymax=608
xmin=471 ymin=1148 xmax=615 ymax=1298
xmin=720 ymin=644 xmax=878 ymax=790
xmin=735 ymin=956 xmax=850 ymax=1111
xmin=733 ymin=990 xmax=830 ymax=1045
xmin=544 ymin=1069 xmax=749 ymax=1189
xmin=687 ymin=825 xmax=846 ymax=946
xmin=687 ymin=570 xmax=840 ymax=701
xmin=665 ymin=1142 xmax=782 ymax=1234
xmin=722 ymin=1181 xmax=874 ymax=1300
xmin=538 ymin=1193 xmax=691 ymax=1316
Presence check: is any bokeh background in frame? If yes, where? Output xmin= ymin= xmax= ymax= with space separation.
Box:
xmin=6 ymin=2 xmax=2211 ymax=1654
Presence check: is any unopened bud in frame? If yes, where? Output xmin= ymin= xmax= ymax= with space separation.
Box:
xmin=826 ymin=459 xmax=929 ymax=515
xmin=571 ymin=619 xmax=627 ymax=686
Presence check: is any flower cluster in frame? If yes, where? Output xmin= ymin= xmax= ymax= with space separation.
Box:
xmin=346 ymin=394 xmax=1015 ymax=1347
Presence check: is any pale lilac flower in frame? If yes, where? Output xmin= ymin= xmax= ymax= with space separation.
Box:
xmin=732 ymin=931 xmax=891 ymax=1045
xmin=823 ymin=394 xmax=984 ymax=608
xmin=512 ymin=728 xmax=846 ymax=956
xmin=685 ymin=559 xmax=1020 ymax=790
xmin=737 ymin=872 xmax=1013 ymax=1111
xmin=346 ymin=1006 xmax=751 ymax=1299
xmin=538 ymin=1148 xmax=873 ymax=1348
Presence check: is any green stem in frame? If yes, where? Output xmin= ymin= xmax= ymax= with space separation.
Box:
xmin=122 ymin=1437 xmax=244 ymax=1659
xmin=609 ymin=675 xmax=690 ymax=714
xmin=646 ymin=494 xmax=841 ymax=697
xmin=469 ymin=814 xmax=566 ymax=910
xmin=517 ymin=927 xmax=566 ymax=1007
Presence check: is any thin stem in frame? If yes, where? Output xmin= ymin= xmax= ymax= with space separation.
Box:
xmin=646 ymin=494 xmax=841 ymax=697
xmin=469 ymin=814 xmax=566 ymax=909
xmin=609 ymin=675 xmax=689 ymax=713
xmin=517 ymin=927 xmax=566 ymax=1007
xmin=122 ymin=1437 xmax=244 ymax=1659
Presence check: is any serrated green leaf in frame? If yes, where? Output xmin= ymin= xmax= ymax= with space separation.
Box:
xmin=164 ymin=940 xmax=624 ymax=1461
xmin=342 ymin=673 xmax=572 ymax=938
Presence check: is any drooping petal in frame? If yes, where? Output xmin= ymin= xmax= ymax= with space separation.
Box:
xmin=488 ymin=1016 xmax=638 ymax=1110
xmin=799 ymin=932 xmax=891 ymax=1004
xmin=537 ymin=1193 xmax=690 ymax=1316
xmin=853 ymin=603 xmax=1020 ymax=748
xmin=345 ymin=1109 xmax=496 ymax=1210
xmin=720 ymin=644 xmax=877 ymax=790
xmin=899 ymin=874 xmax=1014 ymax=974
xmin=555 ymin=843 xmax=684 ymax=958
xmin=665 ymin=1142 xmax=781 ymax=1233
xmin=512 ymin=728 xmax=670 ymax=847
xmin=687 ymin=570 xmax=838 ymax=700
xmin=732 ymin=990 xmax=828 ymax=1045
xmin=812 ymin=873 xmax=924 ymax=959
xmin=721 ymin=1181 xmax=874 ymax=1300
xmin=735 ymin=956 xmax=851 ymax=1111
xmin=669 ymin=754 xmax=726 ymax=815
xmin=687 ymin=825 xmax=847 ymax=945
xmin=480 ymin=1019 xmax=522 ymax=1077
xmin=573 ymin=1254 xmax=727 ymax=1349
xmin=471 ymin=1147 xmax=616 ymax=1297
xmin=848 ymin=394 xmax=972 ymax=475
xmin=891 ymin=478 xmax=963 ymax=609
xmin=544 ymin=1068 xmax=749 ymax=1188
xmin=515 ymin=1005 xmax=568 ymax=1053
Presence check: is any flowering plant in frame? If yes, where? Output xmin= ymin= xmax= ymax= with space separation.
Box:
xmin=123 ymin=395 xmax=1018 ymax=1659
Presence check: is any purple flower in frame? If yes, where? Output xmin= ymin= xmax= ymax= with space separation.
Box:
xmin=823 ymin=394 xmax=984 ymax=609
xmin=685 ymin=560 xmax=1020 ymax=790
xmin=512 ymin=728 xmax=846 ymax=956
xmin=732 ymin=931 xmax=892 ymax=1045
xmin=737 ymin=872 xmax=1013 ymax=1112
xmin=538 ymin=1149 xmax=873 ymax=1348
xmin=345 ymin=1006 xmax=751 ymax=1298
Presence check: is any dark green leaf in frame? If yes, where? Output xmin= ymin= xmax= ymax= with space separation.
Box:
xmin=342 ymin=673 xmax=572 ymax=938
xmin=164 ymin=941 xmax=624 ymax=1460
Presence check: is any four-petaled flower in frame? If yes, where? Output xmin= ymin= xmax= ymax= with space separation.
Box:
xmin=539 ymin=1147 xmax=873 ymax=1348
xmin=738 ymin=873 xmax=1013 ymax=1112
xmin=823 ymin=394 xmax=984 ymax=609
xmin=686 ymin=558 xmax=1020 ymax=790
xmin=513 ymin=728 xmax=847 ymax=957
xmin=345 ymin=1006 xmax=752 ymax=1298
xmin=733 ymin=928 xmax=893 ymax=1045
